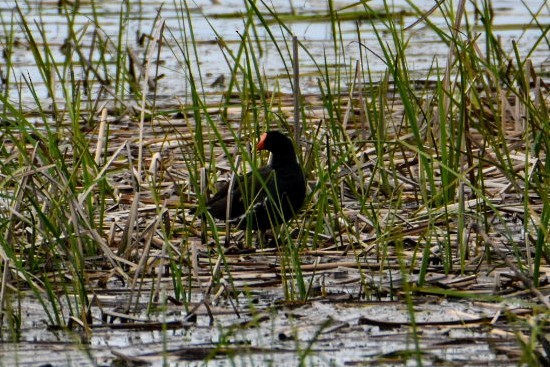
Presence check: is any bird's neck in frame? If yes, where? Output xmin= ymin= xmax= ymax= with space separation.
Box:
xmin=270 ymin=153 xmax=296 ymax=166
xmin=270 ymin=153 xmax=298 ymax=169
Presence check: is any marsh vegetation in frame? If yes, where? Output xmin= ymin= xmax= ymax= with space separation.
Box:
xmin=0 ymin=0 xmax=549 ymax=365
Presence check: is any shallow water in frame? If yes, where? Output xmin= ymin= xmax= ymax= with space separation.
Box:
xmin=0 ymin=0 xmax=548 ymax=107
xmin=0 ymin=281 xmax=529 ymax=366
xmin=0 ymin=1 xmax=549 ymax=366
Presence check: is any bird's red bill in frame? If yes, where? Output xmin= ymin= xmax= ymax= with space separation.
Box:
xmin=256 ymin=132 xmax=268 ymax=150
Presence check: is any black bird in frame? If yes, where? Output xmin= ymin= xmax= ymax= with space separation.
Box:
xmin=201 ymin=131 xmax=306 ymax=230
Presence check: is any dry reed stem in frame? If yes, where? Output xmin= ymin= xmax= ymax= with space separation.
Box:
xmin=94 ymin=108 xmax=108 ymax=166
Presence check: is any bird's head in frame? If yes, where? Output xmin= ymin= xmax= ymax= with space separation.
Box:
xmin=256 ymin=131 xmax=294 ymax=153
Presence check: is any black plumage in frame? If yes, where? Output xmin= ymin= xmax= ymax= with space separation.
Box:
xmin=202 ymin=131 xmax=305 ymax=230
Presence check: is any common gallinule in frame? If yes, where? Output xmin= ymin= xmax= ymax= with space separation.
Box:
xmin=200 ymin=131 xmax=306 ymax=230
